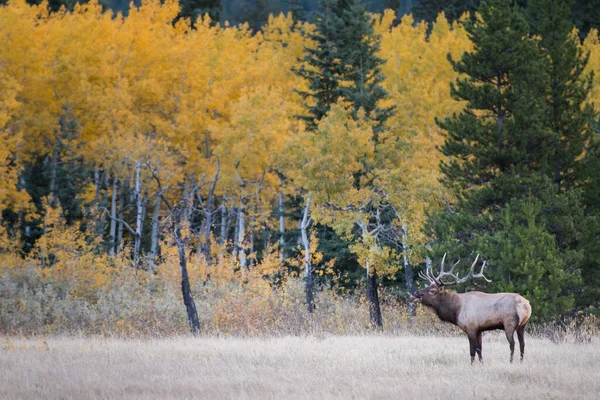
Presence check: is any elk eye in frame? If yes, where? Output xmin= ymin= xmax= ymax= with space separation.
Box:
xmin=429 ymin=289 xmax=437 ymax=295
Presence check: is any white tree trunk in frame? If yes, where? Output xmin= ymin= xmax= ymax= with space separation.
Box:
xmin=301 ymin=194 xmax=314 ymax=312
xmin=109 ymin=177 xmax=118 ymax=256
xmin=279 ymin=190 xmax=285 ymax=260
xmin=220 ymin=204 xmax=227 ymax=245
xmin=134 ymin=162 xmax=144 ymax=263
xmin=149 ymin=195 xmax=161 ymax=270
xmin=402 ymin=221 xmax=416 ymax=317
xmin=116 ymin=179 xmax=125 ymax=254
xmin=238 ymin=205 xmax=247 ymax=271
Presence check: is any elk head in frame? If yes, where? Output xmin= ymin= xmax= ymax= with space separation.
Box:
xmin=412 ymin=253 xmax=491 ymax=307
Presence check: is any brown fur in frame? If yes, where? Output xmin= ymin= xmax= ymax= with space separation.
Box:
xmin=413 ymin=284 xmax=532 ymax=363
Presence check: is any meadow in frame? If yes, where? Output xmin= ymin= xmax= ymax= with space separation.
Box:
xmin=1 ymin=333 xmax=599 ymax=399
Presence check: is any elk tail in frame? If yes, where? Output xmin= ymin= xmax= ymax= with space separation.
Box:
xmin=516 ymin=296 xmax=532 ymax=327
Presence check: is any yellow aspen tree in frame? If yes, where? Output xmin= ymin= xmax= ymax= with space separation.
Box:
xmin=376 ymin=10 xmax=472 ymax=253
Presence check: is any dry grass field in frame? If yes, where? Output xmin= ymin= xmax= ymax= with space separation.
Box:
xmin=1 ymin=334 xmax=599 ymax=400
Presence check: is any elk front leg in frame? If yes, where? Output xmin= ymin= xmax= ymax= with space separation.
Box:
xmin=468 ymin=334 xmax=477 ymax=364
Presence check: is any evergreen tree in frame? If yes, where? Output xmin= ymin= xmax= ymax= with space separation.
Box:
xmin=293 ymin=0 xmax=393 ymax=328
xmin=426 ymin=0 xmax=585 ymax=320
xmin=580 ymin=122 xmax=600 ymax=311
xmin=335 ymin=0 xmax=395 ymax=137
xmin=293 ymin=0 xmax=345 ymax=130
xmin=294 ymin=0 xmax=393 ymax=132
xmin=287 ymin=0 xmax=306 ymax=22
xmin=414 ymin=0 xmax=479 ymax=24
xmin=572 ymin=0 xmax=600 ymax=39
xmin=438 ymin=0 xmax=550 ymax=220
xmin=178 ymin=0 xmax=222 ymax=27
xmin=528 ymin=0 xmax=596 ymax=193
xmin=479 ymin=196 xmax=579 ymax=322
xmin=529 ymin=0 xmax=599 ymax=311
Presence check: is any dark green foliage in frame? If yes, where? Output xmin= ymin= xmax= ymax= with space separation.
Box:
xmin=580 ymin=126 xmax=600 ymax=309
xmin=572 ymin=0 xmax=600 ymax=38
xmin=528 ymin=0 xmax=600 ymax=311
xmin=287 ymin=0 xmax=306 ymax=21
xmin=438 ymin=0 xmax=550 ymax=216
xmin=335 ymin=0 xmax=395 ymax=136
xmin=478 ymin=196 xmax=580 ymax=322
xmin=293 ymin=0 xmax=345 ymax=130
xmin=178 ymin=0 xmax=222 ymax=26
xmin=414 ymin=0 xmax=479 ymax=23
xmin=294 ymin=0 xmax=393 ymax=132
xmin=528 ymin=0 xmax=596 ymax=192
xmin=426 ymin=0 xmax=594 ymax=320
xmin=16 ymin=114 xmax=90 ymax=253
xmin=235 ymin=0 xmax=274 ymax=32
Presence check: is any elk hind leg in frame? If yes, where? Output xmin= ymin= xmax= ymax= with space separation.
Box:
xmin=476 ymin=331 xmax=483 ymax=363
xmin=516 ymin=324 xmax=526 ymax=362
xmin=505 ymin=327 xmax=516 ymax=363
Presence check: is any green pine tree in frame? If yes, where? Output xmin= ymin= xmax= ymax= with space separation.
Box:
xmin=335 ymin=0 xmax=395 ymax=138
xmin=293 ymin=0 xmax=394 ymax=328
xmin=580 ymin=122 xmax=600 ymax=311
xmin=293 ymin=0 xmax=345 ymax=130
xmin=437 ymin=0 xmax=550 ymax=219
xmin=426 ymin=0 xmax=590 ymax=320
xmin=177 ymin=0 xmax=222 ymax=27
xmin=571 ymin=0 xmax=600 ymax=39
xmin=528 ymin=0 xmax=596 ymax=193
xmin=293 ymin=0 xmax=393 ymax=132
xmin=528 ymin=0 xmax=599 ymax=311
xmin=478 ymin=196 xmax=580 ymax=322
xmin=414 ymin=0 xmax=479 ymax=24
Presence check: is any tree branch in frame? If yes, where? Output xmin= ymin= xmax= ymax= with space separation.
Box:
xmin=99 ymin=206 xmax=136 ymax=236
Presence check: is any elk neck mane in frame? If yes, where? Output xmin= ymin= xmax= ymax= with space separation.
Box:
xmin=428 ymin=289 xmax=462 ymax=325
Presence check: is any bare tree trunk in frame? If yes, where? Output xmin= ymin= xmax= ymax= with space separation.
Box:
xmin=173 ymin=211 xmax=200 ymax=336
xmin=232 ymin=207 xmax=239 ymax=260
xmin=366 ymin=261 xmax=383 ymax=329
xmin=300 ymin=194 xmax=314 ymax=313
xmin=180 ymin=179 xmax=194 ymax=233
xmin=109 ymin=177 xmax=118 ymax=256
xmin=93 ymin=169 xmax=102 ymax=236
xmin=198 ymin=162 xmax=219 ymax=261
xmin=219 ymin=204 xmax=231 ymax=265
xmin=99 ymin=173 xmax=110 ymax=237
xmin=249 ymin=220 xmax=255 ymax=268
xmin=133 ymin=162 xmax=144 ymax=264
xmin=237 ymin=205 xmax=247 ymax=272
xmin=220 ymin=204 xmax=227 ymax=245
xmin=149 ymin=195 xmax=161 ymax=270
xmin=49 ymin=142 xmax=59 ymax=203
xmin=402 ymin=222 xmax=416 ymax=317
xmin=203 ymin=209 xmax=212 ymax=261
xmin=149 ymin=167 xmax=200 ymax=335
xmin=279 ymin=189 xmax=285 ymax=260
xmin=116 ymin=179 xmax=126 ymax=254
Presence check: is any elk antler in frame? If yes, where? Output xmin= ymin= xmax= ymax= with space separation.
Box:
xmin=418 ymin=253 xmax=492 ymax=286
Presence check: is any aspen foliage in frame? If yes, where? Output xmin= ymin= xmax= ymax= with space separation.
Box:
xmin=584 ymin=29 xmax=600 ymax=108
xmin=375 ymin=10 xmax=472 ymax=252
xmin=1 ymin=0 xmax=600 ymax=334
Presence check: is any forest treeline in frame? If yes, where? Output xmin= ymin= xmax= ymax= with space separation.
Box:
xmin=1 ymin=0 xmax=600 ymax=335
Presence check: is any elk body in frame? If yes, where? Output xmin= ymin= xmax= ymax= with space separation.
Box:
xmin=413 ymin=255 xmax=532 ymax=363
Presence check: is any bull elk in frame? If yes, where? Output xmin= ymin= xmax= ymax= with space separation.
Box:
xmin=412 ymin=254 xmax=532 ymax=363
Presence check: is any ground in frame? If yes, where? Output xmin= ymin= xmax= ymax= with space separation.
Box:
xmin=1 ymin=334 xmax=599 ymax=399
